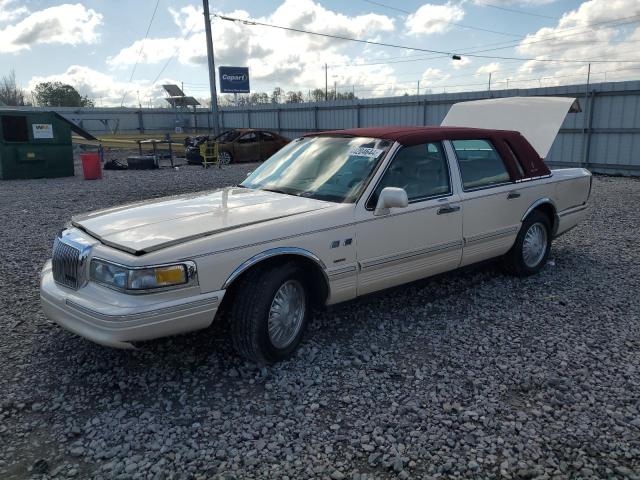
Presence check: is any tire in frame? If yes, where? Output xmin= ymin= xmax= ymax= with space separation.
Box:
xmin=218 ymin=151 xmax=232 ymax=165
xmin=504 ymin=210 xmax=552 ymax=277
xmin=230 ymin=262 xmax=310 ymax=364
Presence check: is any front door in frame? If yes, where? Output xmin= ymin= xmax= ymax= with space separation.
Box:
xmin=355 ymin=142 xmax=463 ymax=295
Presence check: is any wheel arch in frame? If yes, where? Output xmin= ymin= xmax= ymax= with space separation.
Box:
xmin=221 ymin=247 xmax=330 ymax=307
xmin=521 ymin=197 xmax=559 ymax=236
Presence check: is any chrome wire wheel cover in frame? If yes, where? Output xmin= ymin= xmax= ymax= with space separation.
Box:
xmin=218 ymin=151 xmax=232 ymax=165
xmin=268 ymin=280 xmax=306 ymax=349
xmin=522 ymin=222 xmax=548 ymax=268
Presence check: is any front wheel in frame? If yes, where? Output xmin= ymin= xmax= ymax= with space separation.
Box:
xmin=504 ymin=211 xmax=552 ymax=276
xmin=230 ymin=262 xmax=310 ymax=364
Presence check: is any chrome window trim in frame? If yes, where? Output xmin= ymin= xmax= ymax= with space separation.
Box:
xmin=90 ymin=258 xmax=198 ymax=295
xmin=364 ymin=140 xmax=453 ymax=211
xmin=515 ymin=174 xmax=553 ymax=184
xmin=222 ymin=247 xmax=329 ymax=290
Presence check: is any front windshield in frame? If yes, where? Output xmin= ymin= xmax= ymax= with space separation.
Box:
xmin=240 ymin=136 xmax=392 ymax=203
xmin=215 ymin=130 xmax=241 ymax=143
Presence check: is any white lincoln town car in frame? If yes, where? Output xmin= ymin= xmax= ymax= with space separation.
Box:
xmin=41 ymin=97 xmax=592 ymax=363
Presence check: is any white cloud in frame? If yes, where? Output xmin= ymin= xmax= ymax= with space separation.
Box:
xmin=0 ymin=3 xmax=102 ymax=54
xmin=451 ymin=56 xmax=471 ymax=69
xmin=511 ymin=0 xmax=640 ymax=87
xmin=473 ymin=1 xmax=556 ymax=4
xmin=108 ymin=0 xmax=397 ymax=94
xmin=26 ymin=65 xmax=172 ymax=107
xmin=420 ymin=67 xmax=450 ymax=83
xmin=0 ymin=0 xmax=28 ymax=23
xmin=476 ymin=62 xmax=501 ymax=75
xmin=405 ymin=3 xmax=464 ymax=35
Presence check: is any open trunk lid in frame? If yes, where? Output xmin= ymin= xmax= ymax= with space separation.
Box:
xmin=441 ymin=96 xmax=580 ymax=158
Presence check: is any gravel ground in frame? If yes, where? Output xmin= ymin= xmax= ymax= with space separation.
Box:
xmin=0 ymin=165 xmax=639 ymax=480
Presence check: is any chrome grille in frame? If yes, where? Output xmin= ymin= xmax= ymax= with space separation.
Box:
xmin=52 ymin=237 xmax=82 ymax=289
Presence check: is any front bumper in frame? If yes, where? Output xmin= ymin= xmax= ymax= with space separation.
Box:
xmin=40 ymin=261 xmax=225 ymax=349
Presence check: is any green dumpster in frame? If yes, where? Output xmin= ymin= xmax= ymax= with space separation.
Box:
xmin=0 ymin=110 xmax=96 ymax=180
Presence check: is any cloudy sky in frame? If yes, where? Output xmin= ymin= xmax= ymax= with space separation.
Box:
xmin=1 ymin=0 xmax=640 ymax=107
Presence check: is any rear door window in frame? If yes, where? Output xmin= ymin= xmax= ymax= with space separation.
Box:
xmin=238 ymin=132 xmax=258 ymax=144
xmin=452 ymin=139 xmax=511 ymax=190
xmin=260 ymin=131 xmax=276 ymax=141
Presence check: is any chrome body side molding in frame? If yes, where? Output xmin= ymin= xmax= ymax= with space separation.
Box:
xmin=359 ymin=240 xmax=462 ymax=271
xmin=464 ymin=226 xmax=519 ymax=246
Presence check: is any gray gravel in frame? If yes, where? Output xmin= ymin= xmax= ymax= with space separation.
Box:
xmin=0 ymin=164 xmax=639 ymax=479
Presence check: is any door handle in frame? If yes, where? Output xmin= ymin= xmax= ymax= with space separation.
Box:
xmin=437 ymin=204 xmax=461 ymax=215
xmin=507 ymin=192 xmax=521 ymax=199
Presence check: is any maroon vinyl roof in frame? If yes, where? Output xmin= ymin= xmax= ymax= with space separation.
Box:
xmin=306 ymin=126 xmax=550 ymax=179
xmin=308 ymin=126 xmax=519 ymax=145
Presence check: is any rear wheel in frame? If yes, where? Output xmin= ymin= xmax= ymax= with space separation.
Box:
xmin=504 ymin=210 xmax=552 ymax=276
xmin=218 ymin=151 xmax=232 ymax=165
xmin=230 ymin=262 xmax=309 ymax=364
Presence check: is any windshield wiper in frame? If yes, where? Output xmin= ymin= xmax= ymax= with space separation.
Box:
xmin=260 ymin=188 xmax=300 ymax=197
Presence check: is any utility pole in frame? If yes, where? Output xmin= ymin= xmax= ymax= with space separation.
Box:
xmin=581 ymin=63 xmax=592 ymax=167
xmin=488 ymin=72 xmax=492 ymax=91
xmin=324 ymin=63 xmax=328 ymax=101
xmin=334 ymin=80 xmax=337 ymax=99
xmin=417 ymin=80 xmax=420 ymax=97
xmin=203 ymin=0 xmax=220 ymax=134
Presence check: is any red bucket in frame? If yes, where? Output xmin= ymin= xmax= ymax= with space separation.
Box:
xmin=80 ymin=152 xmax=102 ymax=180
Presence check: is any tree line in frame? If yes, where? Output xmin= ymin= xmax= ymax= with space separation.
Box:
xmin=1 ymin=70 xmax=357 ymax=109
xmin=219 ymin=87 xmax=357 ymax=106
xmin=1 ymin=70 xmax=94 ymax=107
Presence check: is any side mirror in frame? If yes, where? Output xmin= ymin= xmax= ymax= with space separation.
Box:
xmin=374 ymin=187 xmax=409 ymax=216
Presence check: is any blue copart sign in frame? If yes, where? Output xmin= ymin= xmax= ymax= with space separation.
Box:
xmin=219 ymin=67 xmax=250 ymax=93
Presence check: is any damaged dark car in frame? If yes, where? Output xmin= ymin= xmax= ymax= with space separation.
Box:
xmin=185 ymin=128 xmax=289 ymax=165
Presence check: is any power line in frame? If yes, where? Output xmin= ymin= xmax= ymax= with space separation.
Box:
xmin=331 ymin=14 xmax=640 ymax=68
xmin=476 ymin=2 xmax=559 ymax=20
xmin=214 ymin=13 xmax=640 ymax=65
xmin=360 ymin=0 xmax=523 ymax=38
xmin=120 ymin=0 xmax=161 ymax=106
xmin=151 ymin=22 xmax=199 ymax=85
xmin=213 ymin=14 xmax=455 ymax=56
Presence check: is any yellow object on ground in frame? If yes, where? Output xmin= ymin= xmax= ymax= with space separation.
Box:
xmin=199 ymin=141 xmax=219 ymax=168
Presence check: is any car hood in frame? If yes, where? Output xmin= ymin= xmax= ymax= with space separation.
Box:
xmin=71 ymin=188 xmax=333 ymax=255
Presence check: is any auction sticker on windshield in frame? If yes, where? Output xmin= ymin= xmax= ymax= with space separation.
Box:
xmin=349 ymin=147 xmax=383 ymax=158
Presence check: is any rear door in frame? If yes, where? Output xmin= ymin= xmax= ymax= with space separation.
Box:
xmin=234 ymin=131 xmax=260 ymax=162
xmin=447 ymin=139 xmax=532 ymax=267
xmin=258 ymin=131 xmax=281 ymax=160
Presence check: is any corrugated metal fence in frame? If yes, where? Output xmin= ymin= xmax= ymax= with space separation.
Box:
xmin=21 ymin=80 xmax=640 ymax=175
xmin=219 ymin=81 xmax=640 ymax=176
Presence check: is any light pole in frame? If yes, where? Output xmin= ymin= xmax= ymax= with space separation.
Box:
xmin=203 ymin=0 xmax=220 ymax=134
xmin=324 ymin=63 xmax=328 ymax=101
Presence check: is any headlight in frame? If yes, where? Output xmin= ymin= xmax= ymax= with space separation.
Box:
xmin=90 ymin=259 xmax=196 ymax=293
